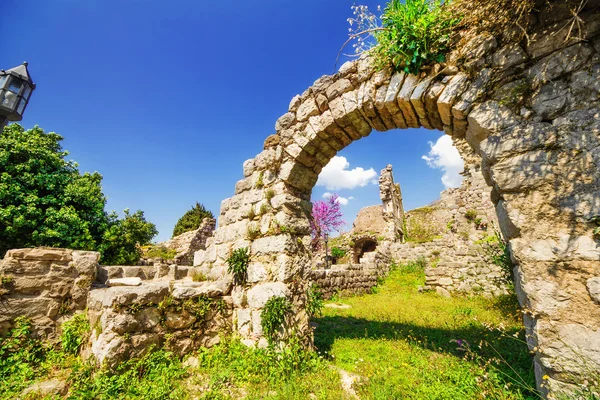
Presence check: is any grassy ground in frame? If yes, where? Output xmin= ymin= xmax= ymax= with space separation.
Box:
xmin=314 ymin=262 xmax=538 ymax=399
xmin=0 ymin=262 xmax=539 ymax=399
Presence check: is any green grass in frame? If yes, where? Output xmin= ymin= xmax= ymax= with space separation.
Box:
xmin=0 ymin=262 xmax=538 ymax=399
xmin=315 ymin=262 xmax=538 ymax=399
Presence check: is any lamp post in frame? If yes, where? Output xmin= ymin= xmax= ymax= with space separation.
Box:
xmin=0 ymin=62 xmax=36 ymax=129
xmin=324 ymin=232 xmax=330 ymax=269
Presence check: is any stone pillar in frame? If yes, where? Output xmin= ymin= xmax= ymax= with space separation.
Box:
xmin=379 ymin=164 xmax=405 ymax=241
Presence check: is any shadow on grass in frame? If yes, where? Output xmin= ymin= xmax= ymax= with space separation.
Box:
xmin=314 ymin=315 xmax=535 ymax=392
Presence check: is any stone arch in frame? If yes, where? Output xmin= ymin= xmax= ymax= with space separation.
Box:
xmin=194 ymin=9 xmax=600 ymax=396
xmin=352 ymin=236 xmax=378 ymax=264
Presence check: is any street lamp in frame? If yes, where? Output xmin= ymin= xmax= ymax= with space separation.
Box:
xmin=0 ymin=62 xmax=36 ymax=129
xmin=324 ymin=232 xmax=330 ymax=269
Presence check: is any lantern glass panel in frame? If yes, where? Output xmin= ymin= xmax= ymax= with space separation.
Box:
xmin=23 ymin=85 xmax=32 ymax=100
xmin=0 ymin=90 xmax=18 ymax=110
xmin=7 ymin=78 xmax=23 ymax=95
xmin=0 ymin=76 xmax=6 ymax=89
xmin=17 ymin=97 xmax=27 ymax=115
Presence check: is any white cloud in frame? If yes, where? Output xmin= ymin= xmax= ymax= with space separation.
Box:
xmin=422 ymin=135 xmax=464 ymax=189
xmin=317 ymin=156 xmax=377 ymax=190
xmin=322 ymin=192 xmax=351 ymax=206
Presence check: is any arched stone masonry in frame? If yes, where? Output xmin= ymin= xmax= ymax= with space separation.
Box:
xmin=194 ymin=9 xmax=600 ymax=396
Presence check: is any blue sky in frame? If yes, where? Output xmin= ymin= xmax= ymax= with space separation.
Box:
xmin=3 ymin=0 xmax=461 ymax=241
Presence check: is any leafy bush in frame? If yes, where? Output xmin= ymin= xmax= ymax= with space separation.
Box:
xmin=306 ymin=284 xmax=324 ymax=318
xmin=0 ymin=124 xmax=157 ymax=263
xmin=99 ymin=209 xmax=157 ymax=265
xmin=330 ymin=246 xmax=346 ymax=259
xmin=261 ymin=296 xmax=293 ymax=343
xmin=61 ymin=313 xmax=90 ymax=355
xmin=226 ymin=247 xmax=250 ymax=285
xmin=373 ymin=0 xmax=458 ymax=74
xmin=143 ymin=245 xmax=177 ymax=260
xmin=172 ymin=202 xmax=213 ymax=237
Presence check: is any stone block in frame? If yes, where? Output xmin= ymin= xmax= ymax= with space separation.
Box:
xmin=247 ymin=282 xmax=289 ymax=309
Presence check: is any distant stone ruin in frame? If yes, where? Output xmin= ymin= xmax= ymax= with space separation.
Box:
xmin=159 ymin=218 xmax=216 ymax=266
xmin=352 ymin=164 xmax=405 ymax=242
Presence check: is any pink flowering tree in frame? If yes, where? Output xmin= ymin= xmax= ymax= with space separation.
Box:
xmin=310 ymin=194 xmax=345 ymax=250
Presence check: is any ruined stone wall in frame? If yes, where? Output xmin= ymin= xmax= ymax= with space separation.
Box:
xmin=161 ymin=218 xmax=216 ymax=266
xmin=308 ymin=263 xmax=388 ymax=299
xmin=388 ymin=163 xmax=509 ymax=297
xmin=87 ymin=279 xmax=232 ymax=367
xmin=0 ymin=248 xmax=99 ymax=339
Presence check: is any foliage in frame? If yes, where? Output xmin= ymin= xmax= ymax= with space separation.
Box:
xmin=172 ymin=202 xmax=213 ymax=237
xmin=226 ymin=247 xmax=250 ymax=285
xmin=330 ymin=246 xmax=346 ymax=259
xmin=69 ymin=347 xmax=188 ymax=399
xmin=99 ymin=209 xmax=157 ymax=265
xmin=261 ymin=296 xmax=293 ymax=343
xmin=0 ymin=124 xmax=157 ymax=263
xmin=246 ymin=206 xmax=256 ymax=221
xmin=476 ymin=231 xmax=513 ymax=280
xmin=310 ymin=194 xmax=345 ymax=250
xmin=191 ymin=270 xmax=207 ymax=282
xmin=590 ymin=216 xmax=600 ymax=238
xmin=307 ymin=284 xmax=324 ymax=318
xmin=464 ymin=209 xmax=478 ymax=221
xmin=0 ymin=125 xmax=108 ymax=257
xmin=448 ymin=0 xmax=535 ymax=45
xmin=61 ymin=313 xmax=90 ymax=355
xmin=405 ymin=207 xmax=443 ymax=243
xmin=374 ymin=0 xmax=459 ymax=74
xmin=259 ymin=203 xmax=269 ymax=216
xmin=143 ymin=245 xmax=177 ymax=260
xmin=246 ymin=224 xmax=260 ymax=241
xmin=346 ymin=0 xmax=458 ymax=74
xmin=265 ymin=189 xmax=275 ymax=202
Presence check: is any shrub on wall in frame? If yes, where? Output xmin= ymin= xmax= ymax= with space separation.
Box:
xmin=261 ymin=296 xmax=293 ymax=344
xmin=226 ymin=247 xmax=250 ymax=285
xmin=172 ymin=202 xmax=213 ymax=237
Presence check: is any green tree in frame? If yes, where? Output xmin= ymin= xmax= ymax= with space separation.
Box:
xmin=172 ymin=202 xmax=213 ymax=237
xmin=0 ymin=124 xmax=157 ymax=263
xmin=99 ymin=209 xmax=158 ymax=265
xmin=0 ymin=125 xmax=108 ymax=256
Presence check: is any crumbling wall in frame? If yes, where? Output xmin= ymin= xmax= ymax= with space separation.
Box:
xmin=0 ymin=248 xmax=99 ymax=339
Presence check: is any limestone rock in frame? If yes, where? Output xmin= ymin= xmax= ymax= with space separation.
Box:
xmin=21 ymin=379 xmax=67 ymax=398
xmin=106 ymin=277 xmax=142 ymax=287
xmin=586 ymin=277 xmax=600 ymax=304
xmin=247 ymin=282 xmax=289 ymax=309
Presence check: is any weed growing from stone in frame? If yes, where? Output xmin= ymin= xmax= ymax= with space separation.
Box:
xmin=61 ymin=313 xmax=90 ymax=355
xmin=261 ymin=296 xmax=293 ymax=344
xmin=265 ymin=189 xmax=275 ymax=203
xmin=246 ymin=223 xmax=260 ymax=241
xmin=191 ymin=270 xmax=207 ymax=282
xmin=307 ymin=284 xmax=324 ymax=318
xmin=226 ymin=247 xmax=250 ymax=285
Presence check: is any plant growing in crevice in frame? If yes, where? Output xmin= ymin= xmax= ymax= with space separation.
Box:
xmin=259 ymin=203 xmax=269 ymax=216
xmin=246 ymin=206 xmax=257 ymax=221
xmin=265 ymin=189 xmax=275 ymax=203
xmin=343 ymin=0 xmax=459 ymax=74
xmin=261 ymin=296 xmax=293 ymax=344
xmin=306 ymin=284 xmax=324 ymax=318
xmin=477 ymin=231 xmax=513 ymax=281
xmin=246 ymin=224 xmax=261 ymax=241
xmin=465 ymin=209 xmax=478 ymax=221
xmin=61 ymin=313 xmax=90 ymax=355
xmin=227 ymin=247 xmax=250 ymax=285
xmin=590 ymin=216 xmax=600 ymax=238
xmin=255 ymin=171 xmax=264 ymax=189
